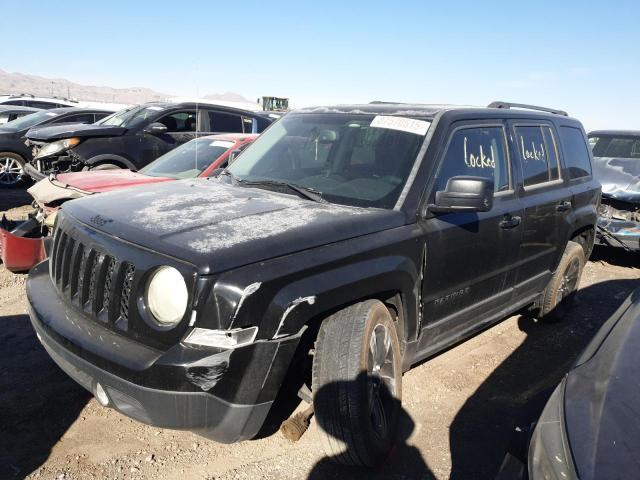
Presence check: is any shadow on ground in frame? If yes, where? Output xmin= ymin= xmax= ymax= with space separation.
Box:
xmin=0 ymin=313 xmax=90 ymax=478
xmin=590 ymin=245 xmax=639 ymax=268
xmin=0 ymin=188 xmax=31 ymax=213
xmin=448 ymin=278 xmax=639 ymax=479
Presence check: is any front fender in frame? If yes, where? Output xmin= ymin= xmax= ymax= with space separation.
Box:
xmin=195 ymin=226 xmax=423 ymax=347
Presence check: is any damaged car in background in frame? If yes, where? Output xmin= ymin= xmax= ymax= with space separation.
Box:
xmin=26 ymin=101 xmax=599 ymax=466
xmin=589 ymin=130 xmax=640 ymax=251
xmin=0 ymin=133 xmax=256 ymax=272
xmin=0 ymin=107 xmax=113 ymax=187
xmin=22 ymin=102 xmax=275 ymax=181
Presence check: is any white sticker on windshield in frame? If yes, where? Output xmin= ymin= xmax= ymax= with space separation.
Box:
xmin=45 ymin=112 xmax=57 ymax=117
xmin=370 ymin=115 xmax=430 ymax=136
xmin=146 ymin=106 xmax=164 ymax=111
xmin=210 ymin=140 xmax=235 ymax=148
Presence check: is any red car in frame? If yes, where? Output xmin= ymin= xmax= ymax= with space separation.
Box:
xmin=0 ymin=133 xmax=256 ymax=272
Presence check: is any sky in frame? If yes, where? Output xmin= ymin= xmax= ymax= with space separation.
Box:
xmin=1 ymin=0 xmax=639 ymax=130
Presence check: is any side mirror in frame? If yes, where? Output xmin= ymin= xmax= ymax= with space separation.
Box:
xmin=428 ymin=176 xmax=494 ymax=213
xmin=228 ymin=149 xmax=242 ymax=164
xmin=143 ymin=122 xmax=168 ymax=135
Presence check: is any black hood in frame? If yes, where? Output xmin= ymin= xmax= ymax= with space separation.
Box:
xmin=563 ymin=288 xmax=640 ymax=480
xmin=25 ymin=123 xmax=127 ymax=141
xmin=593 ymin=156 xmax=640 ymax=203
xmin=61 ymin=179 xmax=405 ymax=274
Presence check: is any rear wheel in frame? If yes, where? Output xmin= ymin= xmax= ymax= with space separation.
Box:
xmin=312 ymin=300 xmax=402 ymax=467
xmin=0 ymin=152 xmax=26 ymax=187
xmin=538 ymin=240 xmax=585 ymax=322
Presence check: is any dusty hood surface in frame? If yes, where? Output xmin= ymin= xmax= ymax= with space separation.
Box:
xmin=593 ymin=156 xmax=640 ymax=203
xmin=56 ymin=170 xmax=172 ymax=193
xmin=25 ymin=123 xmax=127 ymax=141
xmin=62 ymin=179 xmax=405 ymax=274
xmin=564 ymin=289 xmax=640 ymax=480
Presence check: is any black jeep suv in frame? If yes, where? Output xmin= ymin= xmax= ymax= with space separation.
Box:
xmin=27 ymin=101 xmax=599 ymax=466
xmin=23 ymin=101 xmax=276 ymax=181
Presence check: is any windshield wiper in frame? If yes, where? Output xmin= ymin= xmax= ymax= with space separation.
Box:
xmin=236 ymin=178 xmax=327 ymax=203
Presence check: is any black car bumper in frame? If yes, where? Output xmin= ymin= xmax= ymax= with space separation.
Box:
xmin=27 ymin=261 xmax=303 ymax=443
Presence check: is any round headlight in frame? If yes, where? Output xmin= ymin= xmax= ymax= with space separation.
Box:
xmin=146 ymin=266 xmax=188 ymax=326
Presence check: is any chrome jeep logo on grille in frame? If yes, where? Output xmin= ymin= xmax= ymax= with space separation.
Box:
xmin=89 ymin=215 xmax=113 ymax=227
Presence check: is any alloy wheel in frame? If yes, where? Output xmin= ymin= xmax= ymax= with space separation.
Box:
xmin=367 ymin=323 xmax=397 ymax=440
xmin=0 ymin=156 xmax=23 ymax=186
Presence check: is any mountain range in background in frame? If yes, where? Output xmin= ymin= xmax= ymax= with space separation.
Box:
xmin=0 ymin=69 xmax=252 ymax=106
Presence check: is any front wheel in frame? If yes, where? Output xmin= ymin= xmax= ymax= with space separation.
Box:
xmin=91 ymin=163 xmax=121 ymax=171
xmin=0 ymin=152 xmax=26 ymax=187
xmin=312 ymin=300 xmax=402 ymax=467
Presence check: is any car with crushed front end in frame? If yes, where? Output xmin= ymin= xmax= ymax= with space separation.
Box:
xmin=0 ymin=133 xmax=257 ymax=273
xmin=588 ymin=130 xmax=640 ymax=251
xmin=27 ymin=101 xmax=600 ymax=466
xmin=0 ymin=107 xmax=114 ymax=187
xmin=23 ymin=102 xmax=275 ymax=181
xmin=529 ymin=287 xmax=640 ymax=480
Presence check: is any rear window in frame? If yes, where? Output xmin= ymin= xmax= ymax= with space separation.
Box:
xmin=559 ymin=126 xmax=592 ymax=179
xmin=515 ymin=125 xmax=561 ymax=187
xmin=590 ymin=135 xmax=640 ymax=159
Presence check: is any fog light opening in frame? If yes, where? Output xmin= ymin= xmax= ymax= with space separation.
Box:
xmin=95 ymin=382 xmax=110 ymax=406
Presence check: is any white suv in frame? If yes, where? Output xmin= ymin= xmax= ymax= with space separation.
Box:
xmin=0 ymin=94 xmax=79 ymax=109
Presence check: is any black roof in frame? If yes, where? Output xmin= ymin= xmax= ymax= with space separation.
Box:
xmin=136 ymin=101 xmax=273 ymax=118
xmin=293 ymin=103 xmax=578 ymax=122
xmin=589 ymin=130 xmax=640 ymax=137
xmin=46 ymin=107 xmax=115 ymax=115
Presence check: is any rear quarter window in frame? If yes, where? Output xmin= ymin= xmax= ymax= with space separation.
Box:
xmin=559 ymin=126 xmax=592 ymax=179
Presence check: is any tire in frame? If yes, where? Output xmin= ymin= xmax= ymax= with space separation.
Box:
xmin=538 ymin=240 xmax=585 ymax=322
xmin=91 ymin=163 xmax=121 ymax=171
xmin=312 ymin=300 xmax=402 ymax=467
xmin=0 ymin=152 xmax=26 ymax=188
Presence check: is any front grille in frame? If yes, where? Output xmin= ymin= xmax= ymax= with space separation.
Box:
xmin=50 ymin=224 xmax=136 ymax=330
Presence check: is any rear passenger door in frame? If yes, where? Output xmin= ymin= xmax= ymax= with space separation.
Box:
xmin=419 ymin=122 xmax=523 ymax=345
xmin=509 ymin=121 xmax=572 ymax=298
xmin=139 ymin=110 xmax=197 ymax=165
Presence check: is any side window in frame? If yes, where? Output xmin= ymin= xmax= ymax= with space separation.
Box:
xmin=3 ymin=100 xmax=24 ymax=106
xmin=54 ymin=113 xmax=95 ymax=124
xmin=435 ymin=126 xmax=510 ymax=193
xmin=209 ymin=111 xmax=243 ymax=133
xmin=158 ymin=111 xmax=197 ymax=132
xmin=514 ymin=125 xmax=560 ymax=187
xmin=559 ymin=126 xmax=592 ymax=179
xmin=94 ymin=112 xmax=111 ymax=122
xmin=28 ymin=101 xmax=57 ymax=109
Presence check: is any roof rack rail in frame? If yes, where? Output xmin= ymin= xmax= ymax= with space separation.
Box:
xmin=369 ymin=100 xmax=407 ymax=104
xmin=488 ymin=101 xmax=568 ymax=116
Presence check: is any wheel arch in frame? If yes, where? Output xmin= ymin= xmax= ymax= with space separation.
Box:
xmin=85 ymin=154 xmax=136 ymax=170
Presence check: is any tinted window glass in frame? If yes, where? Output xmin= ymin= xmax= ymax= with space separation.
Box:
xmin=560 ymin=127 xmax=592 ymax=179
xmin=54 ymin=113 xmax=95 ymax=124
xmin=515 ymin=125 xmax=560 ymax=186
xmin=28 ymin=101 xmax=57 ymax=109
xmin=590 ymin=136 xmax=640 ymax=159
xmin=0 ymin=110 xmax=58 ymax=130
xmin=209 ymin=111 xmax=243 ymax=133
xmin=435 ymin=126 xmax=510 ymax=193
xmin=94 ymin=112 xmax=111 ymax=121
xmin=2 ymin=100 xmax=24 ymax=106
xmin=158 ymin=111 xmax=196 ymax=132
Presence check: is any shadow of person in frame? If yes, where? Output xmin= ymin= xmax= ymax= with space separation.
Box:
xmin=308 ymin=372 xmax=436 ymax=480
xmin=0 ymin=313 xmax=90 ymax=478
xmin=448 ymin=278 xmax=639 ymax=480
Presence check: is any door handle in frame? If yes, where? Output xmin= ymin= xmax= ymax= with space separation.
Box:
xmin=556 ymin=201 xmax=572 ymax=212
xmin=499 ymin=215 xmax=521 ymax=229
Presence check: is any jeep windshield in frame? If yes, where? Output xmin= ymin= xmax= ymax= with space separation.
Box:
xmin=0 ymin=110 xmax=59 ymax=131
xmin=226 ymin=113 xmax=429 ymax=208
xmin=97 ymin=104 xmax=165 ymax=128
xmin=140 ymin=137 xmax=236 ymax=179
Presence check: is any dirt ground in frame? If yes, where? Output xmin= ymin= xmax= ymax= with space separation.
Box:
xmin=0 ymin=190 xmax=638 ymax=480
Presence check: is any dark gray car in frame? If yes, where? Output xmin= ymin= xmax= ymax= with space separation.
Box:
xmin=529 ymin=288 xmax=640 ymax=479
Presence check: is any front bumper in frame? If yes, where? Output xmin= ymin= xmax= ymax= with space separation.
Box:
xmin=27 ymin=260 xmax=303 ymax=443
xmin=0 ymin=222 xmax=47 ymax=272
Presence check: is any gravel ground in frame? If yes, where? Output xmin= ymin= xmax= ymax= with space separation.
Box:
xmin=0 ymin=192 xmax=638 ymax=480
